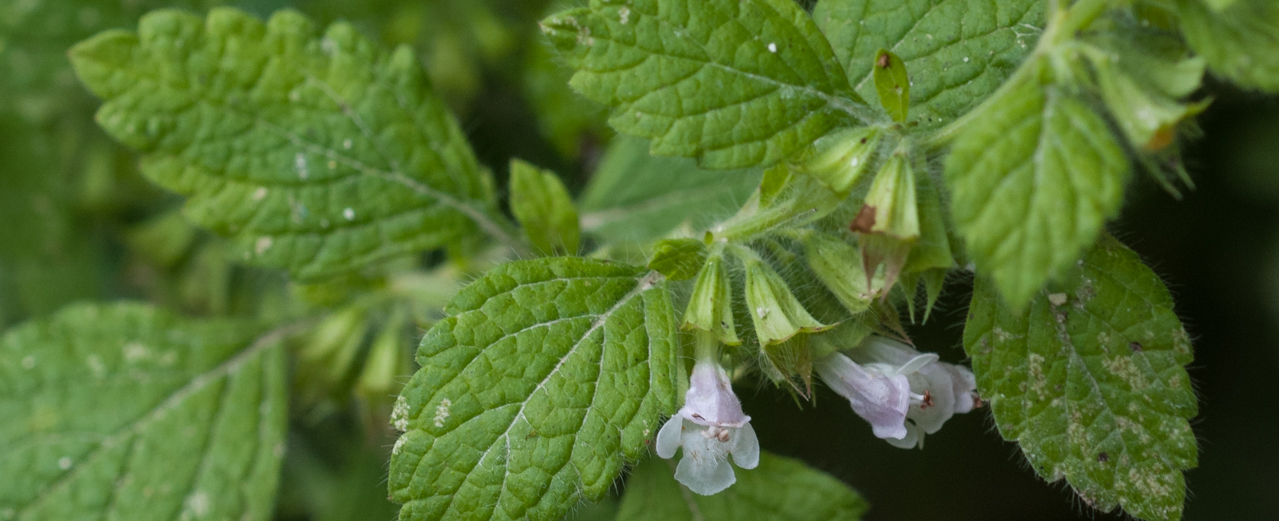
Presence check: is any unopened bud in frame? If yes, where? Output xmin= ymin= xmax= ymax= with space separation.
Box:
xmin=742 ymin=257 xmax=830 ymax=346
xmin=800 ymin=231 xmax=875 ymax=313
xmin=799 ymin=126 xmax=883 ymax=195
xmin=684 ymin=253 xmax=740 ymax=345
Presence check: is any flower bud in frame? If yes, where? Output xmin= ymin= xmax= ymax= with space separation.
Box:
xmin=799 ymin=126 xmax=883 ymax=195
xmin=851 ymin=153 xmax=920 ymax=294
xmin=800 ymin=231 xmax=874 ymax=313
xmin=1094 ymin=60 xmax=1209 ymax=152
xmin=296 ymin=306 xmax=369 ymax=403
xmin=742 ymin=256 xmax=829 ymax=346
xmin=855 ymin=153 xmax=919 ymax=241
xmin=356 ymin=310 xmax=412 ymax=406
xmin=683 ymin=252 xmax=740 ymax=345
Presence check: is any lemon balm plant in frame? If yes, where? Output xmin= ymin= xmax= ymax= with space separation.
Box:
xmin=1 ymin=0 xmax=1276 ymax=520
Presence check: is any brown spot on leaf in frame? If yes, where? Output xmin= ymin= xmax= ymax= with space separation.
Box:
xmin=1130 ymin=342 xmax=1143 ymax=353
xmin=1097 ymin=452 xmax=1110 ymax=463
xmin=877 ymin=53 xmax=891 ymax=68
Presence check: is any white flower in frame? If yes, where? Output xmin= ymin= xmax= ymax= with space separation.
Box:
xmin=655 ymin=359 xmax=760 ymax=495
xmin=815 ymin=336 xmax=979 ymax=449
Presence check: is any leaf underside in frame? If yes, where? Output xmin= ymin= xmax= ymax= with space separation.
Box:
xmin=389 ymin=257 xmax=679 ymax=521
xmin=0 ymin=302 xmax=287 ymax=521
xmin=69 ymin=8 xmax=495 ymax=279
xmin=945 ymin=82 xmax=1129 ymax=306
xmin=964 ymin=235 xmax=1198 ymax=521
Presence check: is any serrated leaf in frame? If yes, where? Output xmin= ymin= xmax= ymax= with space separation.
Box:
xmin=510 ymin=159 xmax=582 ymax=256
xmin=872 ymin=49 xmax=910 ymax=122
xmin=579 ymin=137 xmax=762 ymax=244
xmin=944 ymin=80 xmax=1129 ymax=306
xmin=616 ymin=453 xmax=868 ymax=521
xmin=964 ymin=235 xmax=1197 ymax=521
xmin=69 ymin=8 xmax=508 ymax=280
xmin=814 ymin=0 xmax=1045 ymax=129
xmin=1176 ymin=0 xmax=1279 ymax=92
xmin=541 ymin=0 xmax=867 ymax=170
xmin=0 ymin=302 xmax=287 ymax=521
xmin=389 ymin=258 xmax=679 ymax=521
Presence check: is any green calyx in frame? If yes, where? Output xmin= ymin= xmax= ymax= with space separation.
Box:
xmin=798 ymin=126 xmax=884 ymax=195
xmin=740 ymin=253 xmax=831 ymax=347
xmin=683 ymin=250 xmax=741 ymax=346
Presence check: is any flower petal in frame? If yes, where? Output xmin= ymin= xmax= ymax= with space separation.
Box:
xmin=682 ymin=360 xmax=750 ymax=427
xmin=728 ymin=423 xmax=760 ymax=469
xmin=675 ymin=448 xmax=737 ymax=495
xmin=655 ymin=416 xmax=684 ymax=459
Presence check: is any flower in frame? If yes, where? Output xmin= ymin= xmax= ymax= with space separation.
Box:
xmin=655 ymin=359 xmax=760 ymax=495
xmin=814 ymin=336 xmax=979 ymax=449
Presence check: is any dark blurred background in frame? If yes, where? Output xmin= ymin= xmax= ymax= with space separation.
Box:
xmin=3 ymin=1 xmax=1277 ymax=520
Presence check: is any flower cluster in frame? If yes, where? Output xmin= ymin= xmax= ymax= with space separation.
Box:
xmin=655 ymin=358 xmax=760 ymax=495
xmin=814 ymin=335 xmax=978 ymax=448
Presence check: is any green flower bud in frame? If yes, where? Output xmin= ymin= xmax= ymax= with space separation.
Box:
xmin=683 ymin=252 xmax=740 ymax=345
xmin=1094 ymin=60 xmax=1209 ymax=152
xmin=648 ymin=238 xmax=708 ymax=281
xmin=356 ymin=310 xmax=413 ymax=432
xmin=356 ymin=310 xmax=411 ymax=403
xmin=743 ymin=257 xmax=830 ymax=347
xmin=855 ymin=153 xmax=919 ymax=241
xmin=799 ymin=126 xmax=883 ymax=195
xmin=800 ymin=231 xmax=874 ymax=314
xmin=297 ymin=306 xmax=369 ymax=401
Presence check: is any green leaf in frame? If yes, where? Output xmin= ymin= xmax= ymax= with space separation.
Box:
xmin=69 ymin=8 xmax=510 ymax=280
xmin=964 ymin=235 xmax=1197 ymax=521
xmin=579 ymin=137 xmax=762 ymax=244
xmin=1176 ymin=0 xmax=1279 ymax=92
xmin=872 ymin=49 xmax=910 ymax=122
xmin=510 ymin=159 xmax=582 ymax=256
xmin=541 ymin=0 xmax=867 ymax=169
xmin=389 ymin=258 xmax=679 ymax=521
xmin=616 ymin=453 xmax=868 ymax=521
xmin=814 ymin=0 xmax=1045 ymax=129
xmin=944 ymin=80 xmax=1129 ymax=306
xmin=0 ymin=302 xmax=288 ymax=521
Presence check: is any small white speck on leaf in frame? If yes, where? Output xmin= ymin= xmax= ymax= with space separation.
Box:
xmin=343 ymin=208 xmax=355 ymax=221
xmin=619 ymin=6 xmax=630 ymax=24
xmin=768 ymin=42 xmax=777 ymax=53
xmin=186 ymin=491 xmax=210 ymax=518
xmin=391 ymin=396 xmax=410 ymax=432
xmin=123 ymin=342 xmax=150 ymax=362
xmin=1048 ymin=293 xmax=1068 ymax=306
xmin=87 ymin=356 xmax=105 ymax=377
xmin=295 ymin=153 xmax=309 ymax=179
xmin=343 ymin=139 xmax=353 ymax=150
xmin=434 ymin=398 xmax=452 ymax=428
xmin=58 ymin=457 xmax=72 ymax=470
xmin=252 ymin=187 xmax=267 ymax=201
xmin=963 ymin=56 xmax=970 ymax=62
xmin=255 ymin=236 xmax=273 ymax=255
xmin=21 ymin=356 xmax=35 ymax=369
xmin=392 ymin=436 xmax=407 ymax=455
xmin=756 ymin=307 xmax=768 ymax=318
